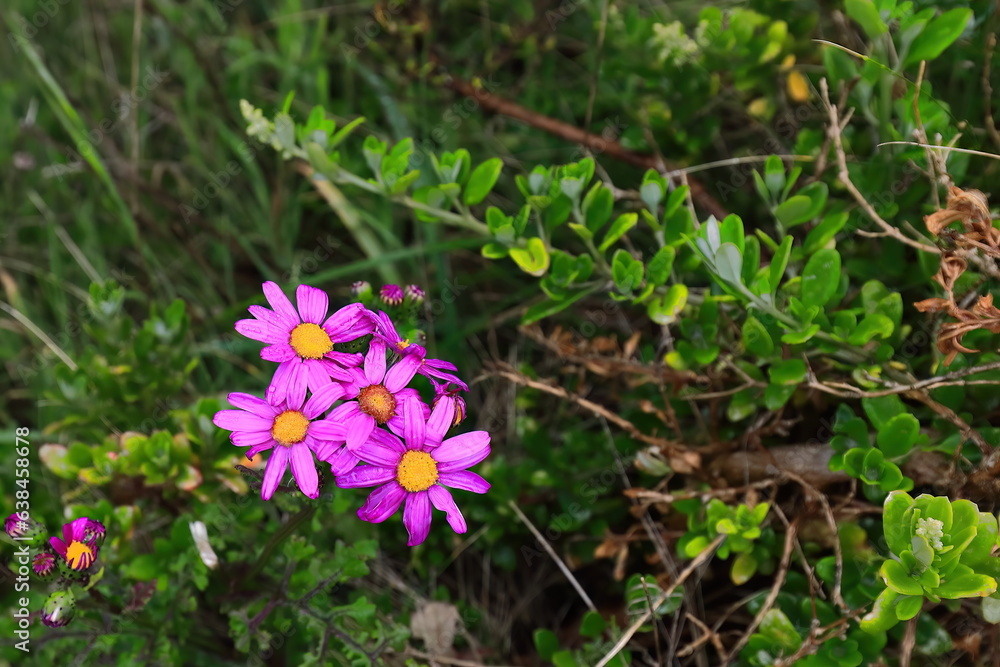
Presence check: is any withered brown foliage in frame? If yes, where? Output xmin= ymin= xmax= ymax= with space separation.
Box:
xmin=915 ymin=186 xmax=1000 ymax=365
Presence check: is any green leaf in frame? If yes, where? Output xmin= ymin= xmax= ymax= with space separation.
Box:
xmin=895 ymin=596 xmax=923 ymax=621
xmin=640 ymin=181 xmax=663 ymax=210
xmin=803 ymin=211 xmax=848 ymax=255
xmin=126 ymin=554 xmax=159 ymax=581
xmin=758 ymin=609 xmax=803 ymax=652
xmin=583 ymin=183 xmax=615 ymax=232
xmin=463 ymin=157 xmax=503 ymax=205
xmin=579 ymin=610 xmax=607 ymax=638
xmin=935 ymin=573 xmax=997 ymax=599
xmin=715 ymin=242 xmax=743 ymax=286
xmin=876 ymin=414 xmax=920 ymax=458
xmin=731 ymin=552 xmax=758 ymax=585
xmin=742 ymin=236 xmax=760 ymax=287
xmin=769 ymin=359 xmax=807 ymax=385
xmin=769 ymin=235 xmax=793 ymax=295
xmin=552 ymin=651 xmax=582 ymax=667
xmin=743 ymin=316 xmax=774 ymax=357
xmin=509 ymin=237 xmax=550 ymax=276
xmin=646 ymin=247 xmax=676 ymax=286
xmin=846 ymin=0 xmax=888 ymax=39
xmin=902 ymin=9 xmax=972 ymax=69
xmin=481 ymin=242 xmax=508 ymax=259
xmin=801 ymin=248 xmax=842 ymax=306
xmin=599 ymin=213 xmax=638 ymax=252
xmin=533 ymin=629 xmax=559 ymax=661
xmin=848 ymin=313 xmax=894 ymax=345
xmin=765 ymin=383 xmax=797 ymax=410
xmin=648 ymin=285 xmax=688 ymax=325
xmin=612 ymin=250 xmax=644 ymax=294
xmin=860 ymin=587 xmax=901 ymax=633
xmin=862 ymin=395 xmax=905 ymax=430
xmin=781 ymin=323 xmax=821 ymax=344
xmin=881 ymin=559 xmax=923 ymax=596
xmin=774 ymin=195 xmax=815 ymax=227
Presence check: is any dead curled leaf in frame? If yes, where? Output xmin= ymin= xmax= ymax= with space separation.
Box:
xmin=916 ymin=187 xmax=1000 ymax=366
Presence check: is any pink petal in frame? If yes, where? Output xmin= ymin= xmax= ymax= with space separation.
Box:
xmin=325 ymin=445 xmax=361 ymax=475
xmin=323 ymin=302 xmax=372 ymax=336
xmin=309 ymin=420 xmax=346 ymax=443
xmin=345 ymin=413 xmax=376 ymax=452
xmin=296 ymin=285 xmax=329 ymax=325
xmin=303 ymin=382 xmax=347 ymax=419
xmin=403 ymin=491 xmax=432 ymax=546
xmin=383 ymin=352 xmax=423 ymax=393
xmin=428 ymin=486 xmax=467 ymax=534
xmin=322 ymin=351 xmax=364 ymax=369
xmin=231 ymin=430 xmax=275 ymax=447
xmin=426 ymin=397 xmax=456 ymax=444
xmin=330 ymin=401 xmax=362 ymax=421
xmin=304 ymin=361 xmax=339 ymax=405
xmin=402 ymin=397 xmax=425 ymax=450
xmin=265 ymin=362 xmax=295 ymax=407
xmin=246 ymin=442 xmax=275 ymax=459
xmin=227 ymin=393 xmax=278 ymax=419
xmin=270 ymin=361 xmax=307 ymax=411
xmin=49 ymin=537 xmax=67 ymax=557
xmin=290 ymin=442 xmax=319 ymax=499
xmin=439 ymin=471 xmax=491 ymax=494
xmin=248 ymin=304 xmax=291 ymax=329
xmin=364 ymin=340 xmax=387 ymax=385
xmin=260 ymin=447 xmax=290 ymax=500
xmin=433 ymin=432 xmax=491 ymax=472
xmin=357 ymin=482 xmax=407 ymax=523
xmin=213 ymin=410 xmax=273 ymax=433
xmin=235 ymin=319 xmax=286 ymax=344
xmin=262 ymin=281 xmax=300 ymax=324
xmin=261 ymin=343 xmax=296 ymax=363
xmin=336 ymin=464 xmax=396 ymax=488
xmin=355 ymin=430 xmax=405 ymax=467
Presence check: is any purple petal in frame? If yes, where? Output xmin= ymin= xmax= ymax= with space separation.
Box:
xmin=235 ymin=319 xmax=286 ymax=344
xmin=309 ymin=420 xmax=346 ymax=443
xmin=270 ymin=361 xmax=307 ymax=410
xmin=433 ymin=432 xmax=491 ymax=472
xmin=226 ymin=393 xmax=278 ymax=419
xmin=345 ymin=413 xmax=376 ymax=452
xmin=303 ymin=383 xmax=347 ymax=419
xmin=248 ymin=304 xmax=291 ymax=329
xmin=439 ymin=470 xmax=491 ymax=494
xmin=323 ymin=351 xmax=364 ymax=368
xmin=428 ymin=486 xmax=467 ymax=534
xmin=357 ymin=482 xmax=407 ymax=523
xmin=336 ymin=464 xmax=396 ymax=488
xmin=261 ymin=343 xmax=296 ymax=363
xmin=213 ymin=410 xmax=273 ymax=433
xmin=364 ymin=340 xmax=387 ymax=385
xmin=262 ymin=281 xmax=300 ymax=325
xmin=260 ymin=447 xmax=290 ymax=500
xmin=371 ymin=310 xmax=399 ymax=341
xmin=49 ymin=536 xmax=67 ymax=557
xmin=323 ymin=302 xmax=373 ymax=337
xmin=265 ymin=362 xmax=294 ymax=407
xmin=231 ymin=430 xmax=275 ymax=447
xmin=356 ymin=430 xmax=405 ymax=467
xmin=246 ymin=442 xmax=275 ymax=459
xmin=325 ymin=445 xmax=361 ymax=475
xmin=289 ymin=442 xmax=319 ymax=499
xmin=402 ymin=397 xmax=426 ymax=450
xmin=65 ymin=517 xmax=89 ymax=541
xmin=403 ymin=491 xmax=432 ymax=546
xmin=296 ymin=285 xmax=329 ymax=325
xmin=425 ymin=397 xmax=456 ymax=444
xmin=383 ymin=353 xmax=423 ymax=394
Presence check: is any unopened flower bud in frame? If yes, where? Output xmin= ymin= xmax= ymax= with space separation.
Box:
xmin=351 ymin=280 xmax=371 ymax=298
xmin=380 ymin=284 xmax=404 ymax=306
xmin=404 ymin=284 xmax=426 ymax=306
xmin=41 ymin=590 xmax=76 ymax=628
xmin=33 ymin=551 xmax=56 ymax=579
xmin=4 ymin=513 xmax=45 ymax=546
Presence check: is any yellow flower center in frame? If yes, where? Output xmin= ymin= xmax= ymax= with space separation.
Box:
xmin=66 ymin=541 xmax=95 ymax=570
xmin=398 ymin=339 xmax=410 ymax=349
xmin=289 ymin=323 xmax=333 ymax=359
xmin=357 ymin=384 xmax=397 ymax=424
xmin=271 ymin=410 xmax=309 ymax=445
xmin=396 ymin=450 xmax=439 ymax=492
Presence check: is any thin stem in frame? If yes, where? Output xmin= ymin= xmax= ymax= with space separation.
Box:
xmin=246 ymin=506 xmax=316 ymax=580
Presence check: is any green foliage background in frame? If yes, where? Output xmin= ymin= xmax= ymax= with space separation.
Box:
xmin=3 ymin=0 xmax=1000 ymax=665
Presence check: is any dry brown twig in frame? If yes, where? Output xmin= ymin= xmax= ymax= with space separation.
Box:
xmin=819 ymin=78 xmax=941 ymax=254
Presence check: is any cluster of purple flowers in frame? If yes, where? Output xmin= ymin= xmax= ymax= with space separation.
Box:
xmin=213 ymin=282 xmax=490 ymax=546
xmin=4 ymin=514 xmax=106 ymax=627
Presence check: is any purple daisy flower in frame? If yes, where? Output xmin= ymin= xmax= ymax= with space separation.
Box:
xmin=336 ymin=399 xmax=491 ymax=546
xmin=370 ymin=311 xmax=470 ymax=391
xmin=380 ymin=284 xmax=404 ymax=306
xmin=50 ymin=518 xmax=103 ymax=571
xmin=212 ymin=383 xmax=347 ymax=500
xmin=336 ymin=339 xmax=428 ymax=451
xmin=432 ymin=383 xmax=467 ymax=427
xmin=235 ymin=282 xmax=375 ymax=407
xmin=33 ymin=551 xmax=56 ymax=578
